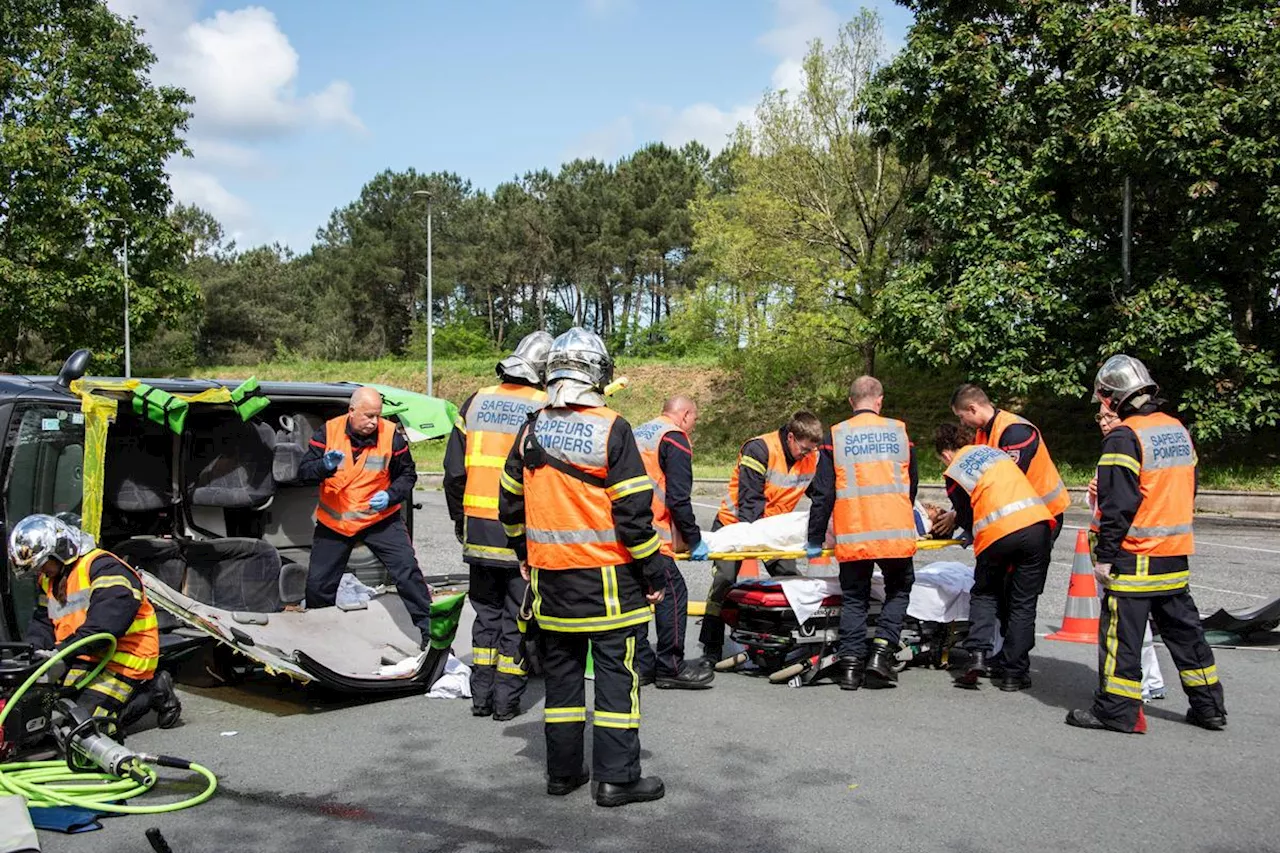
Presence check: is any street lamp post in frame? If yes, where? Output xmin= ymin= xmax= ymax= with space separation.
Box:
xmin=411 ymin=190 xmax=434 ymax=397
xmin=108 ymin=218 xmax=131 ymax=378
xmin=1121 ymin=0 xmax=1139 ymax=294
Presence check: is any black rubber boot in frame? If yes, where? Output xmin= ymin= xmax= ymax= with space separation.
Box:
xmin=862 ymin=645 xmax=898 ymax=689
xmin=835 ymin=656 xmax=865 ymax=691
xmin=151 ymin=671 xmax=183 ymax=729
xmin=595 ymin=776 xmax=665 ymax=807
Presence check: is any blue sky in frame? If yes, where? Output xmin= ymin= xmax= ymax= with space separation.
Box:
xmin=107 ymin=0 xmax=914 ymax=253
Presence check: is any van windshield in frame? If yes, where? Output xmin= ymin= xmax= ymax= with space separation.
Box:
xmin=3 ymin=404 xmax=85 ymax=638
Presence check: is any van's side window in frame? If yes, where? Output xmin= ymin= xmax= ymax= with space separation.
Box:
xmin=2 ymin=405 xmax=85 ymax=637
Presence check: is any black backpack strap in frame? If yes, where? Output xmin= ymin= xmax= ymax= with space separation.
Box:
xmin=520 ymin=410 xmax=609 ymax=489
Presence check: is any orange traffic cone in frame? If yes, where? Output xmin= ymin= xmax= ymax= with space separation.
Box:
xmin=1046 ymin=529 xmax=1101 ymax=644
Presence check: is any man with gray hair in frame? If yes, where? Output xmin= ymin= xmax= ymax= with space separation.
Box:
xmin=806 ymin=376 xmax=918 ymax=690
xmin=298 ymin=385 xmax=434 ymax=649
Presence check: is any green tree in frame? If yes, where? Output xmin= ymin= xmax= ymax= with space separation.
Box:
xmin=691 ymin=9 xmax=920 ymax=377
xmin=875 ymin=0 xmax=1280 ymax=439
xmin=0 ymin=0 xmax=196 ymax=371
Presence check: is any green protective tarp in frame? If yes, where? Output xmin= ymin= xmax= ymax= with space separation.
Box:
xmin=367 ymin=383 xmax=459 ymax=443
xmin=131 ymin=382 xmax=190 ymax=434
xmin=427 ymin=592 xmax=467 ymax=650
xmin=230 ymin=376 xmax=271 ymax=421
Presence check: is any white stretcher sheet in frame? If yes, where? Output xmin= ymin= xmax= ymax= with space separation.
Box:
xmin=701 ymin=505 xmax=946 ymax=554
xmin=777 ymin=561 xmax=976 ymax=626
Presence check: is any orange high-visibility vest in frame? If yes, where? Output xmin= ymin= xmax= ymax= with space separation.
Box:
xmin=461 ymin=383 xmax=547 ymax=522
xmin=718 ymin=431 xmax=817 ymax=526
xmin=1120 ymin=412 xmax=1196 ymax=557
xmin=830 ymin=413 xmax=917 ymax=561
xmin=40 ymin=549 xmax=159 ymax=681
xmin=524 ymin=406 xmax=650 ymax=570
xmin=977 ymin=410 xmax=1070 ymax=517
xmin=317 ymin=416 xmax=401 ymax=536
xmin=945 ymin=445 xmax=1052 ymax=555
xmin=634 ymin=415 xmax=687 ymax=556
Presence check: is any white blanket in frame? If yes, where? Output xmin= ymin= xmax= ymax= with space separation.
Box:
xmin=775 ymin=561 xmax=975 ymax=626
xmin=702 ymin=505 xmax=947 ymax=554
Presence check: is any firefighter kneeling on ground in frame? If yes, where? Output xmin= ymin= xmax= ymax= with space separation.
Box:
xmin=8 ymin=514 xmax=182 ymax=728
xmin=499 ymin=327 xmax=667 ymax=808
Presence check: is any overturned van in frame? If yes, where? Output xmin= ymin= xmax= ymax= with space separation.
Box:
xmin=0 ymin=351 xmax=466 ymax=694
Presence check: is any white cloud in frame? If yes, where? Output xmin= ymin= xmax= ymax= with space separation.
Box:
xmin=569 ymin=0 xmax=843 ymax=161
xmin=106 ymin=0 xmax=362 ymax=249
xmin=562 ymin=116 xmax=635 ymax=164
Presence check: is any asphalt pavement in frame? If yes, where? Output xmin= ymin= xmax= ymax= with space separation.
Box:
xmin=37 ymin=488 xmax=1280 ymax=853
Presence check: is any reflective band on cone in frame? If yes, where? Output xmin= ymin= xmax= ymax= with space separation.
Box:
xmin=1046 ymin=529 xmax=1101 ymax=644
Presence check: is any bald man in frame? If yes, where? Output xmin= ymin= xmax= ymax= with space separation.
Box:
xmin=297 ymin=386 xmax=434 ymax=647
xmin=632 ymin=396 xmax=714 ymax=689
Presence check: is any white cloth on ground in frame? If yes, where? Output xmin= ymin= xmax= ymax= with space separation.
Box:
xmin=336 ymin=573 xmax=383 ymax=610
xmin=425 ymin=654 xmax=473 ymax=699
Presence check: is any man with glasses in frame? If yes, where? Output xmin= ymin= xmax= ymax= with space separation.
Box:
xmin=697 ymin=411 xmax=827 ymax=667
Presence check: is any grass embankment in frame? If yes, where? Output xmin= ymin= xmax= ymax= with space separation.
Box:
xmin=198 ymin=357 xmax=1280 ymax=491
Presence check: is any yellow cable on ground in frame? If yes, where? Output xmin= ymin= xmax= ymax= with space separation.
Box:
xmin=0 ymin=633 xmax=217 ymax=814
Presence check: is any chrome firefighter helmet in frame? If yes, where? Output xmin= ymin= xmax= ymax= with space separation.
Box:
xmin=545 ymin=327 xmax=614 ymax=391
xmin=1093 ymin=354 xmax=1158 ymax=410
xmin=496 ymin=330 xmax=555 ymax=386
xmin=7 ymin=514 xmax=83 ymax=579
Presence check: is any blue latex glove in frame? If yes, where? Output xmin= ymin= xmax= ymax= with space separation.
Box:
xmin=369 ymin=490 xmax=390 ymax=511
xmin=690 ymin=540 xmax=710 ymax=561
xmin=322 ymin=449 xmax=344 ymax=472
xmin=804 ymin=542 xmax=825 ymax=560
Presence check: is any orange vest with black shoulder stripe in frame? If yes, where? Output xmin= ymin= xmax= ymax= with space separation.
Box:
xmin=976 ymin=410 xmax=1070 ymax=517
xmin=522 ymin=406 xmax=658 ymax=570
xmin=40 ymin=549 xmax=159 ymax=681
xmin=317 ymin=416 xmax=401 ymax=536
xmin=945 ymin=445 xmax=1052 ymax=555
xmin=718 ymin=431 xmax=817 ymax=526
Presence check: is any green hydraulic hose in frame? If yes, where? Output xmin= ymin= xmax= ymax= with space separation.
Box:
xmin=0 ymin=632 xmax=217 ymax=813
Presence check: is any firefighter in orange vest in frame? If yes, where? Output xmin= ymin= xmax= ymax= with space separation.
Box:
xmin=9 ymin=514 xmax=181 ymax=727
xmin=935 ymin=423 xmax=1053 ymax=691
xmin=945 ymin=383 xmax=1071 ymax=542
xmin=805 ymin=376 xmax=918 ymax=690
xmin=631 ymin=395 xmax=714 ymax=689
xmin=1067 ymin=355 xmax=1226 ymax=733
xmin=298 ymin=386 xmax=434 ymax=648
xmin=499 ymin=328 xmax=666 ymax=807
xmin=444 ymin=331 xmax=552 ymax=720
xmin=698 ymin=411 xmax=826 ymax=666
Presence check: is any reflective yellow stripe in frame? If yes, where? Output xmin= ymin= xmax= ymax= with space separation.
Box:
xmin=91 ymin=576 xmax=141 ymax=598
xmin=1098 ymin=453 xmax=1141 ymax=474
xmin=534 ymin=608 xmax=653 ymax=633
xmin=1108 ymin=570 xmax=1190 ymax=594
xmin=545 ymin=706 xmax=587 ymax=723
xmin=453 ymin=415 xmax=467 ymax=433
xmin=85 ymin=674 xmax=133 ymax=702
xmin=626 ymin=632 xmax=639 ymax=722
xmin=607 ymin=476 xmax=653 ymax=501
xmin=463 ymin=494 xmax=500 ymax=510
xmin=473 ymin=647 xmax=497 ymax=666
xmin=500 ymin=472 xmax=524 ymax=495
xmin=594 ymin=710 xmax=641 ymax=729
xmin=498 ymin=654 xmax=528 ymax=676
xmin=1136 ymin=554 xmax=1149 ymax=577
xmin=1180 ymin=665 xmax=1218 ymax=688
xmin=128 ymin=613 xmax=158 ymax=634
xmin=1104 ymin=674 xmax=1143 ymax=700
xmin=628 ymin=533 xmax=661 ymax=561
xmin=465 ymin=452 xmax=507 ymax=469
xmin=112 ymin=650 xmax=157 ymax=673
xmin=501 ymin=523 xmax=525 ymax=538
xmin=739 ymin=456 xmax=767 ymax=476
xmin=1102 ymin=595 xmax=1120 ymax=688
xmin=602 ymin=566 xmax=620 ymax=617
